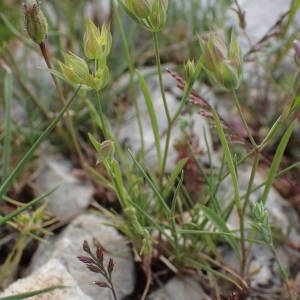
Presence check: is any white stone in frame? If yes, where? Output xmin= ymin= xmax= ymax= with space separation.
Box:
xmin=35 ymin=156 xmax=94 ymax=220
xmin=238 ymin=0 xmax=291 ymax=42
xmin=0 ymin=259 xmax=92 ymax=300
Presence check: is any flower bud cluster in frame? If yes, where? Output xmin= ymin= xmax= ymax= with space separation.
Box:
xmin=123 ymin=0 xmax=168 ymax=32
xmin=249 ymin=202 xmax=273 ymax=245
xmin=59 ymin=19 xmax=111 ymax=91
xmin=199 ymin=31 xmax=243 ymax=90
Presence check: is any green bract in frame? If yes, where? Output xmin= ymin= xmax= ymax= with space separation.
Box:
xmin=84 ymin=19 xmax=112 ymax=60
xmin=59 ymin=53 xmax=89 ymax=84
xmin=86 ymin=65 xmax=110 ymax=91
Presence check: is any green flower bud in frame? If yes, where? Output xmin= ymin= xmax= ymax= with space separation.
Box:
xmin=125 ymin=0 xmax=151 ymax=19
xmin=184 ymin=59 xmax=196 ymax=81
xmin=84 ymin=19 xmax=112 ymax=60
xmin=122 ymin=0 xmax=168 ymax=32
xmin=149 ymin=0 xmax=168 ymax=32
xmin=199 ymin=31 xmax=243 ymax=90
xmin=59 ymin=52 xmax=89 ymax=84
xmin=23 ymin=0 xmax=48 ymax=44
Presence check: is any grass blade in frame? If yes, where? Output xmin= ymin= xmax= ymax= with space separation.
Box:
xmin=0 ymin=86 xmax=80 ymax=200
xmin=0 ymin=286 xmax=68 ymax=300
xmin=2 ymin=72 xmax=13 ymax=181
xmin=200 ymin=205 xmax=240 ymax=259
xmin=128 ymin=149 xmax=171 ymax=215
xmin=136 ymin=70 xmax=162 ymax=169
xmin=260 ymin=120 xmax=296 ymax=204
xmin=162 ymin=158 xmax=188 ymax=199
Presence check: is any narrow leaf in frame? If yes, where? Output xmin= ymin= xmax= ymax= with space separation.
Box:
xmin=261 ymin=120 xmax=296 ymax=204
xmin=0 ymin=286 xmax=68 ymax=300
xmin=162 ymin=158 xmax=188 ymax=199
xmin=200 ymin=205 xmax=240 ymax=259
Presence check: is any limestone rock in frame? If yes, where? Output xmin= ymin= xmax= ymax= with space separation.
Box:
xmin=0 ymin=259 xmax=92 ymax=300
xmin=35 ymin=156 xmax=94 ymax=220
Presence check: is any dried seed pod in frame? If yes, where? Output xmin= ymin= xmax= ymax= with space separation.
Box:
xmin=23 ymin=0 xmax=48 ymax=44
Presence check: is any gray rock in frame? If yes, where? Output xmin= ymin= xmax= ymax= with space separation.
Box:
xmin=238 ymin=0 xmax=291 ymax=42
xmin=29 ymin=214 xmax=135 ymax=300
xmin=147 ymin=276 xmax=212 ymax=300
xmin=0 ymin=259 xmax=92 ymax=300
xmin=218 ymin=165 xmax=299 ymax=292
xmin=249 ymin=244 xmax=287 ymax=289
xmin=35 ymin=156 xmax=94 ymax=220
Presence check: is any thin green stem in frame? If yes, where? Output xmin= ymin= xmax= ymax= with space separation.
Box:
xmin=95 ymin=90 xmax=109 ymax=139
xmin=242 ymin=152 xmax=260 ymax=217
xmin=2 ymin=72 xmax=13 ymax=182
xmin=110 ymin=284 xmax=118 ymax=300
xmin=240 ymin=150 xmax=260 ymax=276
xmin=114 ymin=4 xmax=145 ymax=157
xmin=39 ymin=42 xmax=65 ymax=105
xmin=152 ymin=31 xmax=172 ymax=184
xmin=231 ymin=89 xmax=257 ymax=147
xmin=160 ymin=57 xmax=204 ymax=177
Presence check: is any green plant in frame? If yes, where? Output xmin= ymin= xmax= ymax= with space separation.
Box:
xmin=1 ymin=0 xmax=300 ymax=299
